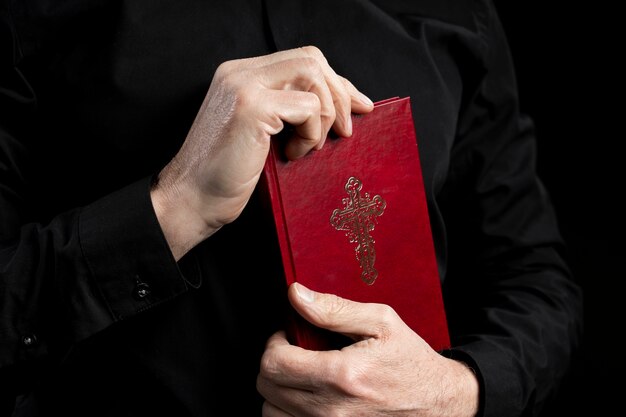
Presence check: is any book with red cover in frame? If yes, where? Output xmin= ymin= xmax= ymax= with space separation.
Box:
xmin=260 ymin=96 xmax=450 ymax=352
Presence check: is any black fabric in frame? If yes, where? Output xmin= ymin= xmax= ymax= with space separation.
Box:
xmin=0 ymin=1 xmax=583 ymax=416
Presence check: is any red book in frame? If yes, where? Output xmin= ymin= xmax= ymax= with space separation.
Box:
xmin=260 ymin=97 xmax=450 ymax=351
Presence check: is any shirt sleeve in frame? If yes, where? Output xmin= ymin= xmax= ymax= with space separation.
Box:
xmin=438 ymin=2 xmax=583 ymax=416
xmin=0 ymin=5 xmax=200 ymax=397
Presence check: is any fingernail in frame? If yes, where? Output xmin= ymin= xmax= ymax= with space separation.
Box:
xmin=295 ymin=283 xmax=315 ymax=303
xmin=357 ymin=91 xmax=373 ymax=106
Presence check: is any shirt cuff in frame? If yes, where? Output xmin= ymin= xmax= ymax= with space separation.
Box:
xmin=79 ymin=175 xmax=201 ymax=321
xmin=443 ymin=342 xmax=525 ymax=417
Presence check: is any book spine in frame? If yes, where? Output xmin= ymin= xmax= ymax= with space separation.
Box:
xmin=261 ymin=144 xmax=309 ymax=347
xmin=262 ymin=144 xmax=297 ymax=285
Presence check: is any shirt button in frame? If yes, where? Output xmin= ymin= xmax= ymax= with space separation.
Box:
xmin=22 ymin=334 xmax=38 ymax=347
xmin=133 ymin=282 xmax=151 ymax=300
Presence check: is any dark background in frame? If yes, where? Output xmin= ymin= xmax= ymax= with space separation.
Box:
xmin=494 ymin=2 xmax=623 ymax=415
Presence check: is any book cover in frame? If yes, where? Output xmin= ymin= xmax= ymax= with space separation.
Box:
xmin=260 ymin=96 xmax=450 ymax=351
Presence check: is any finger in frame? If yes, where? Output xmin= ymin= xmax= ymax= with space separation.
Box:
xmin=299 ymin=47 xmax=378 ymax=138
xmin=260 ymin=330 xmax=342 ymax=389
xmin=261 ymin=89 xmax=323 ymax=160
xmin=256 ymin=57 xmax=335 ymax=145
xmin=264 ymin=330 xmax=291 ymax=349
xmin=298 ymin=46 xmax=353 ymax=138
xmin=288 ymin=282 xmax=396 ymax=340
xmin=249 ymin=46 xmax=372 ymax=139
xmin=230 ymin=47 xmax=374 ymax=117
xmin=341 ymin=76 xmax=375 ymax=114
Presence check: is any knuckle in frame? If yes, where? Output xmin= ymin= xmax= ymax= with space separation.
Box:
xmin=374 ymin=304 xmax=398 ymax=340
xmin=301 ymin=45 xmax=324 ymax=60
xmin=377 ymin=303 xmax=399 ymax=323
xmin=299 ymin=56 xmax=323 ymax=75
xmin=218 ymin=72 xmax=259 ymax=111
xmin=215 ymin=60 xmax=254 ymax=91
xmin=333 ymin=360 xmax=369 ymax=397
xmin=298 ymin=92 xmax=322 ymax=119
xmin=232 ymin=86 xmax=255 ymax=110
xmin=218 ymin=67 xmax=236 ymax=84
xmin=324 ymin=293 xmax=350 ymax=318
xmin=282 ymin=58 xmax=322 ymax=90
xmin=305 ymin=90 xmax=322 ymax=107
xmin=258 ymin=351 xmax=280 ymax=379
xmin=214 ymin=60 xmax=237 ymax=79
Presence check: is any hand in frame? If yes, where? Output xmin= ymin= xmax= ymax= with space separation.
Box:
xmin=257 ymin=283 xmax=480 ymax=417
xmin=151 ymin=46 xmax=374 ymax=260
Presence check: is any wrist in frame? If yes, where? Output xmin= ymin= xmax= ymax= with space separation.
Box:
xmin=440 ymin=358 xmax=480 ymax=417
xmin=150 ymin=173 xmax=220 ymax=261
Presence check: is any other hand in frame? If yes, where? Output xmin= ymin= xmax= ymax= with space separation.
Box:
xmin=151 ymin=46 xmax=374 ymax=259
xmin=257 ymin=283 xmax=480 ymax=417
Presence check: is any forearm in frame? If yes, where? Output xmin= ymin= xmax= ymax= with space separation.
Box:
xmin=0 ymin=176 xmax=198 ymax=392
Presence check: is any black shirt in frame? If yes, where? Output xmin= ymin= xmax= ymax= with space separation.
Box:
xmin=0 ymin=1 xmax=583 ymax=416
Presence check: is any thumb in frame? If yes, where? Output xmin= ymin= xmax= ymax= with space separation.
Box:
xmin=288 ymin=282 xmax=395 ymax=340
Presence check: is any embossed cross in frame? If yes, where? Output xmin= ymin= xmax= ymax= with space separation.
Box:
xmin=330 ymin=177 xmax=386 ymax=285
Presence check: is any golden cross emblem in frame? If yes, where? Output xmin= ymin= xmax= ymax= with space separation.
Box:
xmin=330 ymin=177 xmax=386 ymax=285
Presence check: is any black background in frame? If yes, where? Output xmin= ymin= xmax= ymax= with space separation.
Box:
xmin=495 ymin=2 xmax=623 ymax=415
